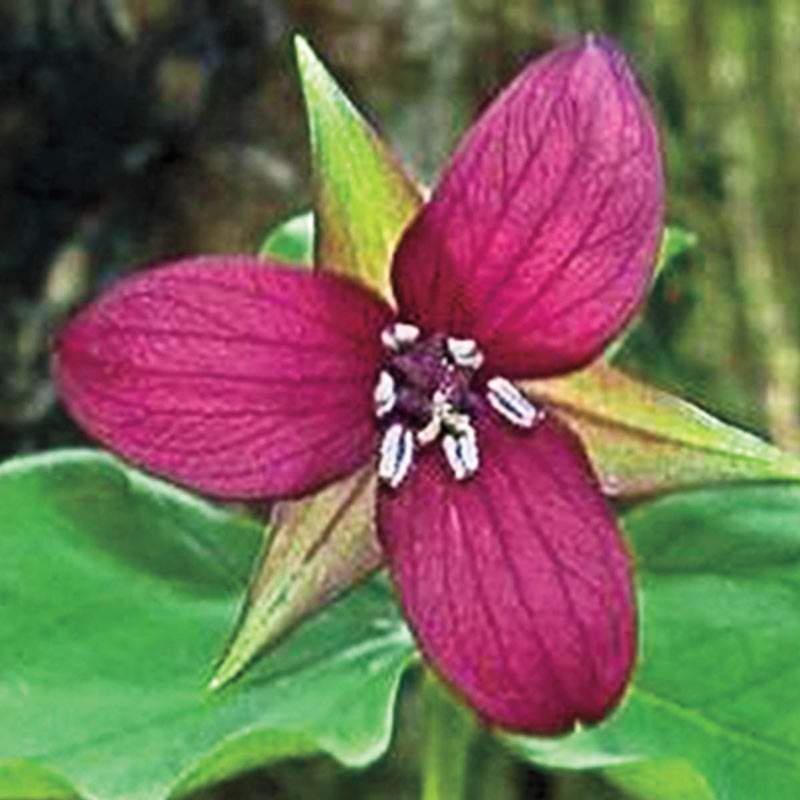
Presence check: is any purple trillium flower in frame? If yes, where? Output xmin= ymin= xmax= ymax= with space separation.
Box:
xmin=55 ymin=35 xmax=663 ymax=734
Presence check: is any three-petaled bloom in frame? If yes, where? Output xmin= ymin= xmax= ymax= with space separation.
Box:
xmin=55 ymin=35 xmax=663 ymax=734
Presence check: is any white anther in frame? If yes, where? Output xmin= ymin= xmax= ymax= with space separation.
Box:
xmin=486 ymin=377 xmax=540 ymax=428
xmin=381 ymin=322 xmax=421 ymax=351
xmin=442 ymin=424 xmax=479 ymax=481
xmin=379 ymin=423 xmax=415 ymax=488
xmin=373 ymin=370 xmax=397 ymax=418
xmin=446 ymin=337 xmax=484 ymax=369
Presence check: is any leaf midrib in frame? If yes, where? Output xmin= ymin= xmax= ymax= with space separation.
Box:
xmin=632 ymin=684 xmax=800 ymax=768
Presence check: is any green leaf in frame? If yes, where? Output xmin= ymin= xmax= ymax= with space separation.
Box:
xmin=295 ymin=35 xmax=422 ymax=299
xmin=604 ymin=759 xmax=715 ymax=800
xmin=522 ymin=362 xmax=800 ymax=497
xmin=511 ymin=484 xmax=800 ymax=799
xmin=0 ymin=451 xmax=415 ymax=800
xmin=0 ymin=761 xmax=78 ymax=800
xmin=258 ymin=211 xmax=315 ymax=265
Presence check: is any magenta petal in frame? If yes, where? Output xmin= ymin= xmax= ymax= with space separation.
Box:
xmin=392 ymin=36 xmax=663 ymax=377
xmin=378 ymin=413 xmax=636 ymax=733
xmin=55 ymin=256 xmax=393 ymax=498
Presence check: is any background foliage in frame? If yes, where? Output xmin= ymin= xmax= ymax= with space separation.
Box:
xmin=1 ymin=1 xmax=798 ymax=798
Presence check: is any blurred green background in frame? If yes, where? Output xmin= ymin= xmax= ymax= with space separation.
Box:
xmin=0 ymin=0 xmax=797 ymax=797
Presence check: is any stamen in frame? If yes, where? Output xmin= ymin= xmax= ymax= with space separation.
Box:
xmin=486 ymin=377 xmax=540 ymax=428
xmin=381 ymin=322 xmax=421 ymax=351
xmin=442 ymin=424 xmax=479 ymax=481
xmin=416 ymin=389 xmax=445 ymax=444
xmin=377 ymin=326 xmax=539 ymax=484
xmin=417 ymin=415 xmax=441 ymax=446
xmin=373 ymin=370 xmax=396 ymax=418
xmin=442 ymin=409 xmax=472 ymax=436
xmin=379 ymin=423 xmax=415 ymax=488
xmin=446 ymin=337 xmax=484 ymax=369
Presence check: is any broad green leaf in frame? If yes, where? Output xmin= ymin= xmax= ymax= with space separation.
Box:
xmin=512 ymin=484 xmax=800 ymax=799
xmin=295 ymin=35 xmax=423 ymax=299
xmin=0 ymin=451 xmax=415 ymax=800
xmin=258 ymin=211 xmax=315 ymax=265
xmin=212 ymin=465 xmax=382 ymax=688
xmin=0 ymin=761 xmax=78 ymax=800
xmin=605 ymin=759 xmax=715 ymax=800
xmin=522 ymin=362 xmax=800 ymax=497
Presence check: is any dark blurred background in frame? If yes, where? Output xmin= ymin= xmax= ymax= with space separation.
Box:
xmin=1 ymin=1 xmax=798 ymax=797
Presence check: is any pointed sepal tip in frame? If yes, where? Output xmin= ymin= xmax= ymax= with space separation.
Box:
xmin=206 ymin=611 xmax=267 ymax=693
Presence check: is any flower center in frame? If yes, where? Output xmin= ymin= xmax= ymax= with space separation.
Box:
xmin=373 ymin=322 xmax=542 ymax=488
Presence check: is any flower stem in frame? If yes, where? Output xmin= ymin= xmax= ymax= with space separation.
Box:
xmin=420 ymin=669 xmax=477 ymax=800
